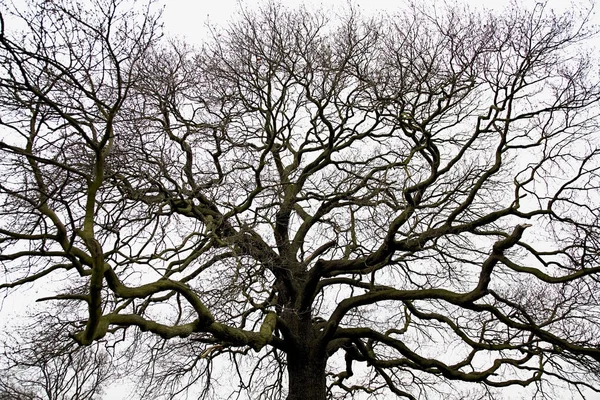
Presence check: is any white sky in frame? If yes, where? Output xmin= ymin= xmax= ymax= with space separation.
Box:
xmin=161 ymin=0 xmax=600 ymax=42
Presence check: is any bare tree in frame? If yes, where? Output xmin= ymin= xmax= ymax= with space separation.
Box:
xmin=0 ymin=316 xmax=114 ymax=400
xmin=1 ymin=0 xmax=600 ymax=399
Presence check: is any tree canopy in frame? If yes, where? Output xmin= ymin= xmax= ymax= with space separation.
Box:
xmin=1 ymin=0 xmax=600 ymax=399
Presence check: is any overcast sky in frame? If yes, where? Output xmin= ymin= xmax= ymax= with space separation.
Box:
xmin=161 ymin=0 xmax=599 ymax=42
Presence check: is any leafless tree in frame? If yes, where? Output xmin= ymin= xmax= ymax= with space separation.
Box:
xmin=0 ymin=316 xmax=114 ymax=400
xmin=1 ymin=0 xmax=600 ymax=399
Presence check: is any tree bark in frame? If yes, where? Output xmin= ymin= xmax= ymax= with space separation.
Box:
xmin=280 ymin=290 xmax=327 ymax=400
xmin=286 ymin=344 xmax=327 ymax=400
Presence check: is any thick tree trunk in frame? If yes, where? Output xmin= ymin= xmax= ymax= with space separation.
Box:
xmin=276 ymin=269 xmax=327 ymax=399
xmin=286 ymin=345 xmax=327 ymax=400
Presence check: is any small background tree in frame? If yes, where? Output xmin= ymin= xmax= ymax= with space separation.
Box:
xmin=0 ymin=318 xmax=114 ymax=400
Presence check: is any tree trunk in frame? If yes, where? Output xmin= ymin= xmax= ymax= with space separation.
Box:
xmin=277 ymin=271 xmax=327 ymax=400
xmin=286 ymin=344 xmax=327 ymax=400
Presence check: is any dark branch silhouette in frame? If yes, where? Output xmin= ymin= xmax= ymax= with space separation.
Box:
xmin=1 ymin=1 xmax=600 ymax=399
